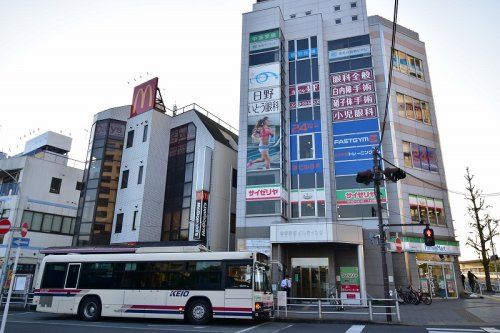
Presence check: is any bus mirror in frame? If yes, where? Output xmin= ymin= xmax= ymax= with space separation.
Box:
xmin=246 ymin=265 xmax=251 ymax=275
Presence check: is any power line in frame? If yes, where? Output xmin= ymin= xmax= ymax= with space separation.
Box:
xmin=378 ymin=154 xmax=500 ymax=198
xmin=378 ymin=0 xmax=399 ymax=147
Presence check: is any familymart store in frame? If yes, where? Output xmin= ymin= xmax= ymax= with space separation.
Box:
xmin=389 ymin=236 xmax=462 ymax=299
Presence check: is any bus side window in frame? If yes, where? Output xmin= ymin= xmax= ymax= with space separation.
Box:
xmin=225 ymin=264 xmax=252 ymax=289
xmin=41 ymin=263 xmax=68 ymax=289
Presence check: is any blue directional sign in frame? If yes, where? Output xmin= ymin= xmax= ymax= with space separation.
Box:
xmin=12 ymin=237 xmax=30 ymax=248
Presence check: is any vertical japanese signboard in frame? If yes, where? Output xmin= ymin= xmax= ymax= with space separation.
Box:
xmin=193 ymin=191 xmax=209 ymax=241
xmin=340 ymin=267 xmax=361 ymax=305
xmin=246 ymin=28 xmax=284 ymax=216
xmin=329 ymin=37 xmax=386 ymax=217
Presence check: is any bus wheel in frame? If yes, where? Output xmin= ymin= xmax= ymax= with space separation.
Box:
xmin=186 ymin=299 xmax=212 ymax=325
xmin=79 ymin=296 xmax=102 ymax=322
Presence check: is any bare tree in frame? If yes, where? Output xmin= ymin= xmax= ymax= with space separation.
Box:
xmin=464 ymin=167 xmax=499 ymax=292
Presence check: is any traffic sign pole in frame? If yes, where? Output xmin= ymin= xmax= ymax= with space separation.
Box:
xmin=0 ymin=239 xmax=21 ymax=333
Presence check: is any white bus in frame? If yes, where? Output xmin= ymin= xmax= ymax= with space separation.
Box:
xmin=33 ymin=250 xmax=273 ymax=324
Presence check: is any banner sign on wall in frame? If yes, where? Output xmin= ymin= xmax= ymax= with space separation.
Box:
xmin=131 ymin=77 xmax=158 ymax=118
xmin=388 ymin=236 xmax=460 ymax=255
xmin=250 ymin=39 xmax=280 ymax=52
xmin=332 ymin=118 xmax=380 ymax=136
xmin=334 ymin=146 xmax=375 ymax=162
xmin=291 ymin=159 xmax=323 ymax=175
xmin=249 ymin=63 xmax=280 ymax=90
xmin=247 ymin=113 xmax=281 ymax=171
xmin=246 ymin=185 xmax=281 ymax=201
xmin=336 ymin=188 xmax=387 ymax=205
xmin=250 ymin=29 xmax=280 ymax=44
xmin=331 ymin=81 xmax=374 ymax=97
xmin=332 ymin=106 xmax=377 ymax=122
xmin=334 ymin=159 xmax=373 ymax=176
xmin=108 ymin=121 xmax=126 ymax=140
xmin=331 ymin=93 xmax=377 ymax=110
xmin=330 ymin=68 xmax=373 ymax=85
xmin=291 ymin=120 xmax=321 ymax=135
xmin=249 ymin=100 xmax=281 ymax=115
xmin=333 ymin=132 xmax=380 ymax=149
xmin=329 ymin=45 xmax=371 ymax=61
xmin=340 ymin=267 xmax=361 ymax=305
xmin=248 ymin=87 xmax=280 ymax=103
xmin=193 ymin=191 xmax=209 ymax=241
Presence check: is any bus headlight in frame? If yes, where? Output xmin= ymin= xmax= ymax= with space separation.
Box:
xmin=255 ymin=302 xmax=262 ymax=311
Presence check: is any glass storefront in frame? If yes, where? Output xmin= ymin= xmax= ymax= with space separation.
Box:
xmin=417 ymin=254 xmax=457 ymax=298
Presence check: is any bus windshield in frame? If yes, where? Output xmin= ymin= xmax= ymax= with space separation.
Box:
xmin=254 ymin=265 xmax=271 ymax=292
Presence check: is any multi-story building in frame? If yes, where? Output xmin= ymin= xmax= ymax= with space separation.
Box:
xmin=73 ymin=78 xmax=238 ymax=251
xmin=0 ymin=131 xmax=83 ymax=287
xmin=237 ymin=0 xmax=460 ymax=299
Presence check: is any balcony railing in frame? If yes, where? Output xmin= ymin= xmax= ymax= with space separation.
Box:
xmin=0 ymin=182 xmax=19 ymax=196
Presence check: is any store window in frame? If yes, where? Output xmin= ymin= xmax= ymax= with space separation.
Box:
xmin=397 ymin=92 xmax=431 ymax=125
xmin=409 ymin=195 xmax=446 ymax=226
xmin=392 ymin=49 xmax=425 ymax=80
xmin=403 ymin=141 xmax=412 ymax=168
xmin=298 ymin=135 xmax=314 ymax=159
xmin=402 ymin=141 xmax=438 ymax=172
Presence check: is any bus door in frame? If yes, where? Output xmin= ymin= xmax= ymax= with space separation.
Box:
xmin=59 ymin=263 xmax=81 ymax=313
xmin=223 ymin=262 xmax=253 ymax=318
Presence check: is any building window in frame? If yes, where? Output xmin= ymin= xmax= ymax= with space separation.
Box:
xmin=392 ymin=49 xmax=425 ymax=80
xmin=334 ymin=5 xmax=340 ymax=11
xmin=409 ymin=195 xmax=446 ymax=226
xmin=132 ymin=210 xmax=138 ymax=231
xmin=1 ymin=209 xmax=10 ymax=218
xmin=126 ymin=130 xmax=134 ymax=148
xmin=298 ymin=135 xmax=314 ymax=159
xmin=397 ymin=92 xmax=431 ymax=125
xmin=351 ymin=15 xmax=358 ymax=21
xmin=162 ymin=123 xmax=196 ymax=241
xmin=143 ymin=125 xmax=148 ymax=142
xmin=49 ymin=177 xmax=62 ymax=194
xmin=23 ymin=210 xmax=75 ymax=235
xmin=350 ymin=2 xmax=357 ymax=8
xmin=335 ymin=18 xmax=341 ymax=24
xmin=137 ymin=166 xmax=144 ymax=185
xmin=121 ymin=170 xmax=129 ymax=189
xmin=402 ymin=141 xmax=438 ymax=172
xmin=115 ymin=213 xmax=123 ymax=233
xmin=76 ymin=181 xmax=83 ymax=191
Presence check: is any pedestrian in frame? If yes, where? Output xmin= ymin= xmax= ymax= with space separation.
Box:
xmin=280 ymin=274 xmax=292 ymax=299
xmin=460 ymin=273 xmax=466 ymax=290
xmin=467 ymin=270 xmax=478 ymax=291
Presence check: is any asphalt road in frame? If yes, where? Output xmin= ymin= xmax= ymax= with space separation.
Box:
xmin=5 ymin=311 xmax=500 ymax=333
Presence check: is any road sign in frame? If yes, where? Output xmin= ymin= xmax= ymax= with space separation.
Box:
xmin=395 ymin=237 xmax=403 ymax=253
xmin=21 ymin=223 xmax=28 ymax=238
xmin=12 ymin=238 xmax=29 ymax=248
xmin=0 ymin=220 xmax=11 ymax=235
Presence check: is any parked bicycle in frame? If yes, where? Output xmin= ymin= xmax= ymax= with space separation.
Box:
xmin=328 ymin=287 xmax=344 ymax=311
xmin=408 ymin=285 xmax=432 ymax=305
xmin=396 ymin=285 xmax=431 ymax=305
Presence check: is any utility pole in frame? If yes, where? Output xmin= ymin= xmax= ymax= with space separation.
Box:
xmin=373 ymin=148 xmax=392 ymax=323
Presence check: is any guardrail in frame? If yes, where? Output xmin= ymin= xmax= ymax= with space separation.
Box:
xmin=0 ymin=292 xmax=34 ymax=309
xmin=274 ymin=297 xmax=400 ymax=322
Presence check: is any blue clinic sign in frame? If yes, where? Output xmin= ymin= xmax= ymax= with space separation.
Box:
xmin=332 ymin=118 xmax=379 ymax=136
xmin=334 ymin=145 xmax=375 ymax=162
xmin=333 ymin=131 xmax=380 ymax=149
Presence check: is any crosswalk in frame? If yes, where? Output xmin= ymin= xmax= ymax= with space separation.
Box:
xmin=427 ymin=328 xmax=500 ymax=333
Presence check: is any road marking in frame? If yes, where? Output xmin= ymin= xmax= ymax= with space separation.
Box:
xmin=272 ymin=324 xmax=294 ymax=333
xmin=8 ymin=320 xmax=225 ymax=332
xmin=481 ymin=329 xmax=500 ymax=333
xmin=345 ymin=325 xmax=365 ymax=333
xmin=427 ymin=329 xmax=484 ymax=333
xmin=234 ymin=322 xmax=270 ymax=333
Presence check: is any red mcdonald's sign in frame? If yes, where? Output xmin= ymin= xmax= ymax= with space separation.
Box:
xmin=130 ymin=77 xmax=158 ymax=118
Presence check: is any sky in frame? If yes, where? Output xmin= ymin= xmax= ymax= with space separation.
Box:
xmin=0 ymin=0 xmax=499 ymax=260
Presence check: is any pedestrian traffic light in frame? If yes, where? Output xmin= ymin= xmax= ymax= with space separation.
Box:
xmin=356 ymin=169 xmax=374 ymax=185
xmin=423 ymin=227 xmax=435 ymax=247
xmin=383 ymin=167 xmax=407 ymax=182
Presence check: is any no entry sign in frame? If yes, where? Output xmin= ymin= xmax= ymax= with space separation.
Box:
xmin=0 ymin=219 xmax=11 ymax=235
xmin=21 ymin=222 xmax=29 ymax=237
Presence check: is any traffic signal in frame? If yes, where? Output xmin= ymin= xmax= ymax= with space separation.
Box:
xmin=383 ymin=167 xmax=407 ymax=182
xmin=423 ymin=227 xmax=435 ymax=247
xmin=356 ymin=169 xmax=374 ymax=185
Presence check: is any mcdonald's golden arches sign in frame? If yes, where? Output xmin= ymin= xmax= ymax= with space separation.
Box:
xmin=130 ymin=77 xmax=158 ymax=118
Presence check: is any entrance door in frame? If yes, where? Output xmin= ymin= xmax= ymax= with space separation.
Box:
xmin=429 ymin=265 xmax=447 ymax=298
xmin=291 ymin=258 xmax=328 ymax=299
xmin=444 ymin=265 xmax=457 ymax=298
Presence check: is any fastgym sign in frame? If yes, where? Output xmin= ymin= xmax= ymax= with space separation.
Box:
xmin=389 ymin=236 xmax=460 ymax=255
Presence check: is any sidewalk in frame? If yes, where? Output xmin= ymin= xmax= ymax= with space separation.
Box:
xmin=273 ymin=297 xmax=500 ymax=326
